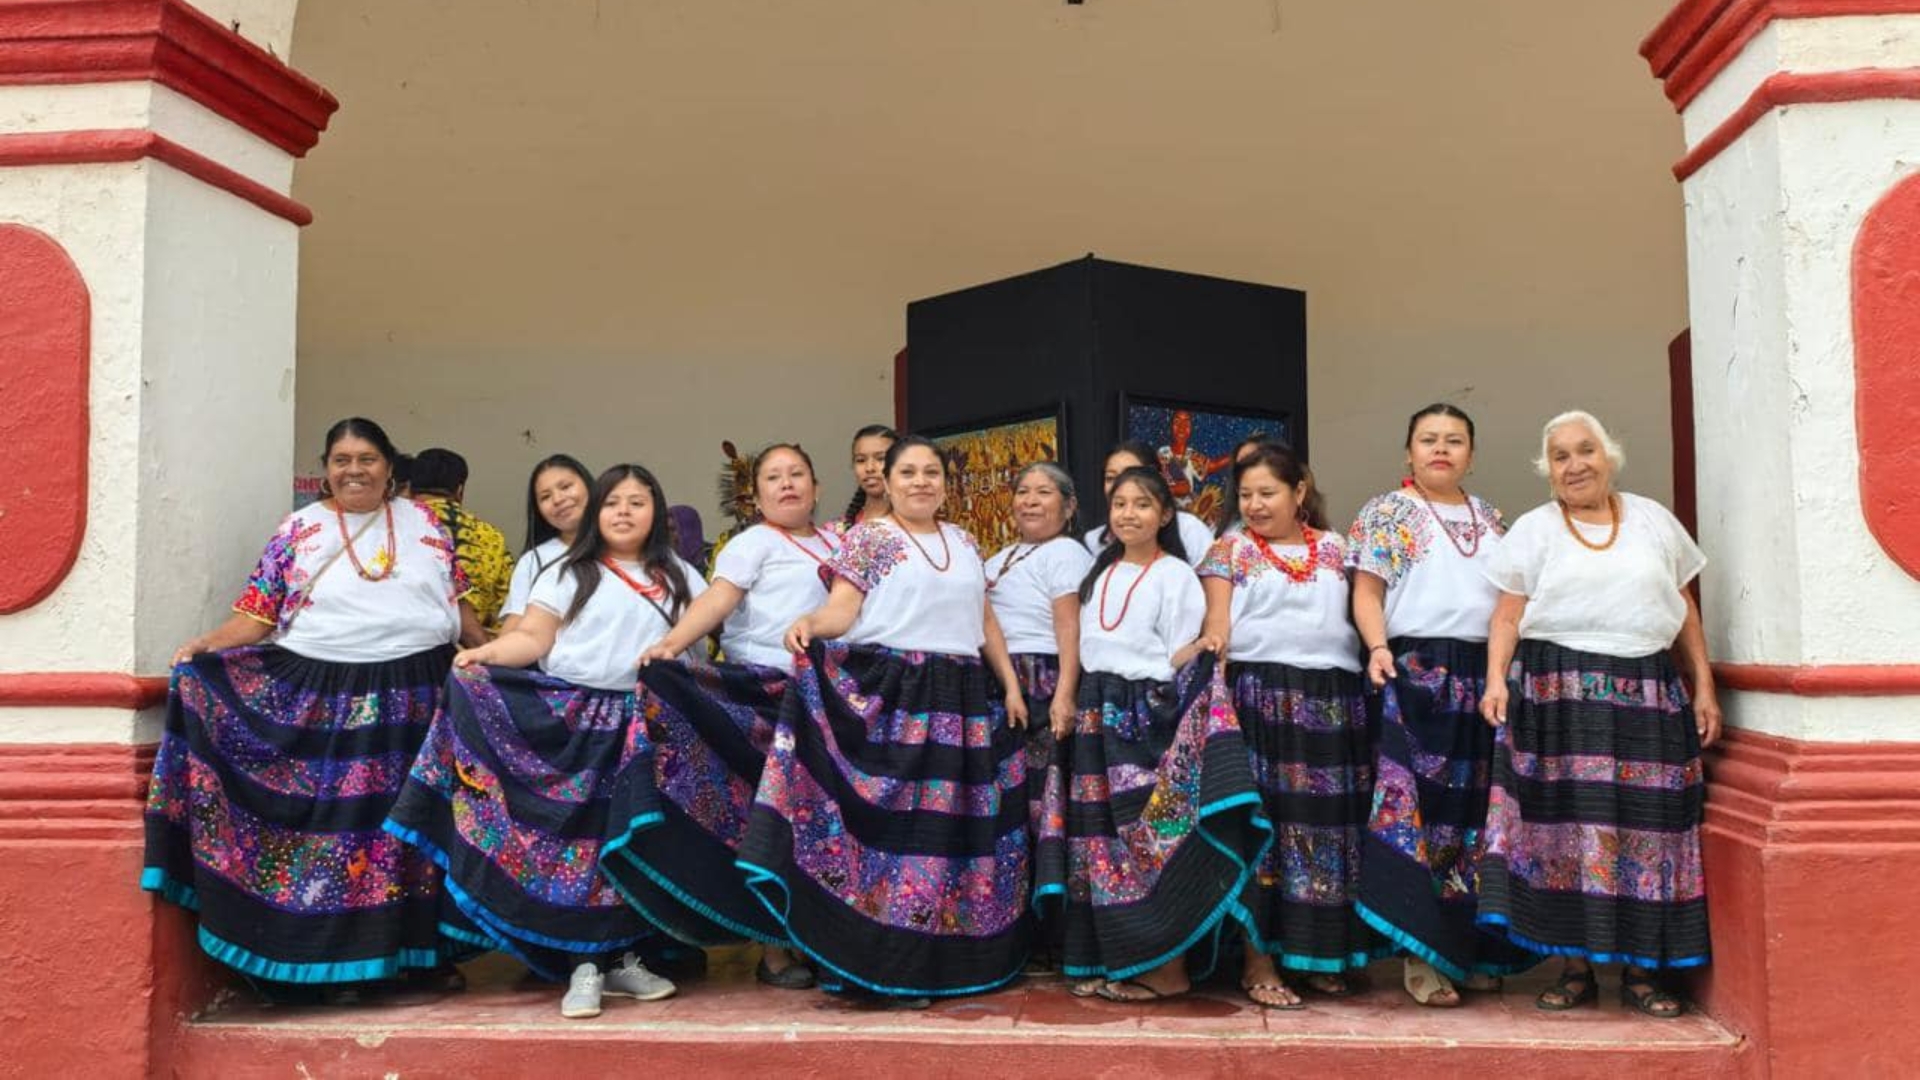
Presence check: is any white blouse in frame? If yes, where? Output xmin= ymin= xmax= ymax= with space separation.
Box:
xmin=233 ymin=499 xmax=466 ymax=664
xmin=529 ymin=557 xmax=709 ymax=691
xmin=1078 ymin=555 xmax=1207 ymax=682
xmin=1483 ymin=492 xmax=1706 ymax=658
xmin=501 ymin=537 xmax=568 ymax=620
xmin=1347 ymin=489 xmax=1507 ymax=642
xmin=830 ymin=520 xmax=986 ymax=656
xmin=1198 ymin=530 xmax=1362 ymax=673
xmin=712 ymin=522 xmax=842 ymax=670
xmin=1084 ymin=510 xmax=1217 ymax=568
xmin=985 ymin=537 xmax=1094 ymax=656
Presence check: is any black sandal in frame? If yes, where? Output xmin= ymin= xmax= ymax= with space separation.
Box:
xmin=1535 ymin=966 xmax=1598 ymax=1011
xmin=1620 ymin=969 xmax=1684 ymax=1019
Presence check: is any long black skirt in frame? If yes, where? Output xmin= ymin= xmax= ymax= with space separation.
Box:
xmin=383 ymin=664 xmax=654 ymax=979
xmin=736 ymin=642 xmax=1029 ymax=998
xmin=1477 ymin=640 xmax=1710 ymax=970
xmin=1036 ymin=653 xmax=1270 ymax=981
xmin=1356 ymin=637 xmax=1536 ymax=979
xmin=142 ymin=644 xmax=452 ymax=984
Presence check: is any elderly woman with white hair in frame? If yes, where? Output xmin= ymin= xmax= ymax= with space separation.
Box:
xmin=1475 ymin=410 xmax=1721 ymax=1019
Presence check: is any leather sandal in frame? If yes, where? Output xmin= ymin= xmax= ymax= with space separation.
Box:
xmin=1535 ymin=966 xmax=1598 ymax=1011
xmin=1620 ymin=968 xmax=1684 ymax=1019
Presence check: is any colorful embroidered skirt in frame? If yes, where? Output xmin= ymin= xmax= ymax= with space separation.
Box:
xmin=737 ymin=642 xmax=1029 ymax=997
xmin=603 ymin=659 xmax=791 ymax=946
xmin=1476 ymin=640 xmax=1710 ymax=969
xmin=1009 ymin=652 xmax=1064 ymax=936
xmin=1036 ymin=655 xmax=1270 ymax=982
xmin=1356 ymin=637 xmax=1536 ymax=980
xmin=382 ymin=664 xmax=654 ymax=979
xmin=141 ymin=644 xmax=452 ymax=984
xmin=1230 ymin=660 xmax=1384 ymax=973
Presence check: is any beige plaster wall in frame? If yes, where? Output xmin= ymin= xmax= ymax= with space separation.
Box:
xmin=289 ymin=0 xmax=1686 ymax=546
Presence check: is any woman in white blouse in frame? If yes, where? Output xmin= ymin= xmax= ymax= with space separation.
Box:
xmin=499 ymin=453 xmax=593 ymax=634
xmin=1084 ymin=441 xmax=1216 ymax=567
xmin=1198 ymin=443 xmax=1381 ymax=1008
xmin=1347 ymin=404 xmax=1534 ymax=1007
xmin=743 ymin=436 xmax=1030 ymax=1003
xmin=1477 ymin=410 xmax=1721 ymax=1019
xmin=982 ymin=461 xmax=1091 ymax=971
xmin=146 ymin=417 xmax=483 ymax=1001
xmin=1045 ymin=466 xmax=1268 ymax=1003
xmin=387 ymin=464 xmax=701 ymax=1019
xmin=623 ymin=444 xmax=840 ymax=989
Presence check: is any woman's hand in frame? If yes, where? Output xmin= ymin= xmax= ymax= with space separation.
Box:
xmin=784 ymin=618 xmax=812 ymax=654
xmin=1193 ymin=632 xmax=1226 ymax=656
xmin=1479 ymin=679 xmax=1510 ymax=728
xmin=453 ymin=643 xmax=497 ymax=670
xmin=171 ymin=637 xmax=211 ymax=667
xmin=1049 ymin=694 xmax=1076 ymax=740
xmin=636 ymin=640 xmax=678 ymax=668
xmin=1695 ymin=688 xmax=1723 ymax=749
xmin=1005 ymin=688 xmax=1029 ymax=730
xmin=1366 ymin=646 xmax=1398 ymax=688
xmin=1170 ymin=639 xmax=1208 ymax=670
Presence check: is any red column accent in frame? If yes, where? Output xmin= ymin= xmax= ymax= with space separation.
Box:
xmin=0 ymin=673 xmax=170 ymax=709
xmin=1852 ymin=172 xmax=1920 ymax=581
xmin=1669 ymin=329 xmax=1697 ymax=536
xmin=0 ymin=129 xmax=315 ymax=225
xmin=0 ymin=225 xmax=88 ymax=614
xmin=1641 ymin=0 xmax=1920 ymax=109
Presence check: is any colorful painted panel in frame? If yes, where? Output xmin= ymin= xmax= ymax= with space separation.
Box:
xmin=1123 ymin=398 xmax=1290 ymax=527
xmin=929 ymin=411 xmax=1063 ymax=553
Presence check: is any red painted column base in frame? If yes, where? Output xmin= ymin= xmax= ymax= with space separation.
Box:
xmin=1696 ymin=728 xmax=1920 ymax=1077
xmin=0 ymin=743 xmax=223 ymax=1079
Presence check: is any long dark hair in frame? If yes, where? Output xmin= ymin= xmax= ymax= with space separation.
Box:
xmin=557 ymin=464 xmax=692 ymax=625
xmin=751 ymin=443 xmax=818 ymax=524
xmin=841 ymin=424 xmax=897 ymax=527
xmin=1406 ymin=402 xmax=1476 ymax=448
xmin=1234 ymin=443 xmax=1330 ymax=532
xmin=1083 ymin=439 xmax=1161 ymax=540
xmin=1078 ymin=466 xmax=1184 ymax=603
xmin=523 ymin=454 xmax=595 ymax=552
xmin=1215 ymin=435 xmax=1290 ymax=537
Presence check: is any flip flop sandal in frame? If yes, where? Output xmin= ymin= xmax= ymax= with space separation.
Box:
xmin=1620 ymin=976 xmax=1684 ymax=1019
xmin=1403 ymin=960 xmax=1462 ymax=1008
xmin=1242 ymin=980 xmax=1307 ymax=1011
xmin=1460 ymin=972 xmax=1504 ymax=993
xmin=1535 ymin=968 xmax=1598 ymax=1011
xmin=1068 ymin=978 xmax=1106 ymax=998
xmin=1095 ymin=978 xmax=1187 ymax=1003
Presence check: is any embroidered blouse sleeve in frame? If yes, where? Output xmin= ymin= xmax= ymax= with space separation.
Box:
xmin=232 ymin=514 xmax=308 ymax=627
xmin=826 ymin=522 xmax=906 ymax=594
xmin=1347 ymin=493 xmax=1418 ymax=587
xmin=1195 ymin=533 xmax=1248 ymax=585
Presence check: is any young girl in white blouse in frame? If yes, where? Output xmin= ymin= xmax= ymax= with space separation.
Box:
xmin=1046 ymin=467 xmax=1269 ymax=1003
xmin=983 ymin=461 xmax=1092 ymax=971
xmin=1198 ymin=443 xmax=1381 ymax=1010
xmin=387 ymin=464 xmax=702 ymax=1020
xmin=499 ymin=453 xmax=593 ymax=633
xmin=1083 ymin=441 xmax=1216 ymax=567
xmin=624 ymin=443 xmax=838 ymax=989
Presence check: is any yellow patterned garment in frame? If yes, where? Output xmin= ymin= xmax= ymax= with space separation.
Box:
xmin=416 ymin=495 xmax=513 ymax=632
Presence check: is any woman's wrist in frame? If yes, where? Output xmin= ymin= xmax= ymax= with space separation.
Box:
xmin=1367 ymin=643 xmax=1392 ymax=655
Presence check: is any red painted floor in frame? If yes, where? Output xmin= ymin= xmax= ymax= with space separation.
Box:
xmin=172 ymin=948 xmax=1745 ymax=1077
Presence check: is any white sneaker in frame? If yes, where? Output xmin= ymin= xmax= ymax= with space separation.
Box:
xmin=560 ymin=963 xmax=604 ymax=1019
xmin=603 ymin=952 xmax=677 ymax=1002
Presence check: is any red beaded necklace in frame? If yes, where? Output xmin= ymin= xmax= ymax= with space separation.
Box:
xmin=894 ymin=518 xmax=952 ymax=572
xmin=335 ymin=500 xmax=397 ymax=581
xmin=1097 ymin=552 xmax=1163 ymax=631
xmin=1249 ymin=526 xmax=1320 ymax=584
xmin=601 ymin=556 xmax=666 ymax=600
xmin=772 ymin=523 xmax=838 ymax=569
xmin=1412 ymin=484 xmax=1482 ymax=558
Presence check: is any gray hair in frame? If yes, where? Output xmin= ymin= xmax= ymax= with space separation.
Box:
xmin=1533 ymin=409 xmax=1626 ymax=478
xmin=1013 ymin=460 xmax=1077 ymax=505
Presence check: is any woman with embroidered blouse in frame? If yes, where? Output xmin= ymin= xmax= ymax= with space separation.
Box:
xmin=1347 ymin=404 xmax=1535 ymax=1007
xmin=1477 ymin=410 xmax=1721 ymax=1019
xmin=1042 ymin=466 xmax=1269 ymax=1004
xmin=1197 ymin=443 xmax=1383 ymax=1009
xmin=386 ymin=463 xmax=701 ymax=1019
xmin=620 ymin=444 xmax=841 ymax=991
xmin=739 ymin=435 xmax=1030 ymax=1002
xmin=143 ymin=417 xmax=484 ymax=1001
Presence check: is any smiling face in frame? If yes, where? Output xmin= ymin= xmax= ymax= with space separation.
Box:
xmin=534 ymin=465 xmax=588 ymax=540
xmin=1407 ymin=414 xmax=1474 ymax=495
xmin=755 ymin=447 xmax=819 ymax=530
xmin=884 ymin=444 xmax=946 ymax=525
xmin=852 ymin=435 xmax=894 ymax=502
xmin=597 ymin=476 xmax=655 ymax=560
xmin=325 ymin=435 xmax=392 ymax=513
xmin=1102 ymin=449 xmax=1151 ymax=500
xmin=1107 ymin=476 xmax=1172 ymax=552
xmin=1546 ymin=421 xmax=1614 ymax=507
xmin=1012 ymin=470 xmax=1072 ymax=543
xmin=1237 ymin=462 xmax=1306 ymax=542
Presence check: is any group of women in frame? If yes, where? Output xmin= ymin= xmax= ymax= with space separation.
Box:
xmin=142 ymin=403 xmax=1719 ymax=1022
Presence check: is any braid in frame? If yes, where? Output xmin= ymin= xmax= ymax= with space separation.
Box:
xmin=841 ymin=489 xmax=867 ymax=529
